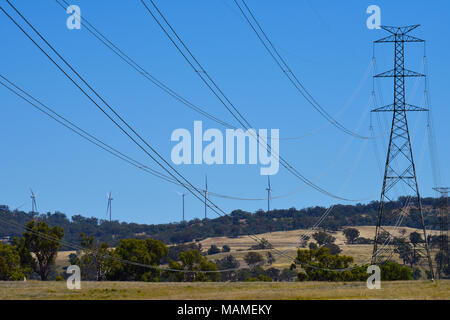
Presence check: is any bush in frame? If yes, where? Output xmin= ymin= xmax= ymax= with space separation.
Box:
xmin=323 ymin=243 xmax=341 ymax=255
xmin=207 ymin=245 xmax=221 ymax=255
xmin=354 ymin=237 xmax=373 ymax=244
xmin=297 ymin=272 xmax=308 ymax=281
xmin=222 ymin=245 xmax=231 ymax=253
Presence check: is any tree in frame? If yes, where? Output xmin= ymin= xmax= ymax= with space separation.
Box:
xmin=296 ymin=247 xmax=359 ymax=281
xmin=409 ymin=232 xmax=423 ymax=267
xmin=266 ymin=252 xmax=276 ymax=265
xmin=324 ymin=243 xmax=341 ymax=255
xmin=300 ymin=235 xmax=310 ymax=248
xmin=0 ymin=242 xmax=25 ymax=280
xmin=343 ymin=228 xmax=360 ymax=244
xmin=176 ymin=249 xmax=219 ymax=282
xmin=394 ymin=238 xmax=420 ymax=268
xmin=109 ymin=238 xmax=168 ymax=281
xmin=243 ymin=252 xmax=264 ymax=266
xmin=380 ymin=261 xmax=412 ymax=280
xmin=207 ymin=245 xmax=221 ymax=255
xmin=222 ymin=245 xmax=231 ymax=253
xmin=22 ymin=220 xmax=64 ymax=280
xmin=250 ymin=238 xmax=272 ymax=250
xmin=280 ymin=268 xmax=297 ymax=281
xmin=215 ymin=255 xmax=240 ymax=281
xmin=312 ymin=231 xmax=335 ymax=246
xmin=74 ymin=233 xmax=114 ymax=281
xmin=265 ymin=267 xmax=280 ymax=281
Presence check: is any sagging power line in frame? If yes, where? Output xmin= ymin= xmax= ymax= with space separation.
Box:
xmin=233 ymin=0 xmax=372 ymax=140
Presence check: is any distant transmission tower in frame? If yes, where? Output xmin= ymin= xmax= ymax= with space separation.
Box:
xmin=371 ymin=25 xmax=434 ymax=280
xmin=266 ymin=176 xmax=272 ymax=212
xmin=433 ymin=187 xmax=449 ymax=279
xmin=106 ymin=191 xmax=113 ymax=222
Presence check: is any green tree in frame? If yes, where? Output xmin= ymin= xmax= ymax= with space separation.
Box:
xmin=207 ymin=245 xmax=221 ymax=255
xmin=0 ymin=242 xmax=25 ymax=280
xmin=177 ymin=250 xmax=219 ymax=282
xmin=222 ymin=245 xmax=231 ymax=253
xmin=110 ymin=238 xmax=168 ymax=281
xmin=394 ymin=238 xmax=418 ymax=268
xmin=75 ymin=233 xmax=114 ymax=281
xmin=380 ymin=261 xmax=413 ymax=280
xmin=11 ymin=236 xmax=34 ymax=278
xmin=409 ymin=232 xmax=423 ymax=266
xmin=324 ymin=243 xmax=342 ymax=255
xmin=215 ymin=254 xmax=240 ymax=281
xmin=244 ymin=252 xmax=264 ymax=266
xmin=312 ymin=231 xmax=335 ymax=246
xmin=22 ymin=220 xmax=64 ymax=280
xmin=266 ymin=252 xmax=276 ymax=265
xmin=343 ymin=228 xmax=360 ymax=244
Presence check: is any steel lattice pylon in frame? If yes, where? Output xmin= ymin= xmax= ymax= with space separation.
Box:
xmin=433 ymin=187 xmax=449 ymax=279
xmin=371 ymin=25 xmax=435 ymax=280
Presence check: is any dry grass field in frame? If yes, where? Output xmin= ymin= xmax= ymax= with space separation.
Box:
xmin=54 ymin=226 xmax=441 ymax=271
xmin=0 ymin=280 xmax=448 ymax=300
xmin=6 ymin=226 xmax=447 ymax=300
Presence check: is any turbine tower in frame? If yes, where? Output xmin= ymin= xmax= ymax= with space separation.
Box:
xmin=177 ymin=192 xmax=186 ymax=222
xmin=371 ymin=25 xmax=434 ymax=280
xmin=266 ymin=176 xmax=272 ymax=212
xmin=106 ymin=191 xmax=113 ymax=222
xmin=30 ymin=188 xmax=37 ymax=215
xmin=204 ymin=175 xmax=208 ymax=219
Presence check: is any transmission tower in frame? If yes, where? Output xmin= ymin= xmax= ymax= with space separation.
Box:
xmin=106 ymin=191 xmax=113 ymax=222
xmin=433 ymin=187 xmax=449 ymax=279
xmin=370 ymin=25 xmax=434 ymax=280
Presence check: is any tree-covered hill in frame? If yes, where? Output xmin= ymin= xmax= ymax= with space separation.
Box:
xmin=0 ymin=196 xmax=442 ymax=247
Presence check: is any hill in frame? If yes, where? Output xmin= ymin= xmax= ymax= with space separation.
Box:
xmin=0 ymin=196 xmax=442 ymax=247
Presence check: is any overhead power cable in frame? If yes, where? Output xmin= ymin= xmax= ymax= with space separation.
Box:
xmin=0 ymin=1 xmax=296 ymax=263
xmin=53 ymin=0 xmax=236 ymax=130
xmin=233 ymin=0 xmax=372 ymax=140
xmin=139 ymin=0 xmax=367 ymax=202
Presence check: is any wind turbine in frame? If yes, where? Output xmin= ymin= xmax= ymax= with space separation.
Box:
xmin=266 ymin=176 xmax=272 ymax=212
xmin=204 ymin=175 xmax=208 ymax=219
xmin=30 ymin=188 xmax=38 ymax=215
xmin=106 ymin=191 xmax=113 ymax=222
xmin=176 ymin=191 xmax=187 ymax=222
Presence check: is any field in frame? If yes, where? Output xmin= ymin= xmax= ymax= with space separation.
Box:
xmin=5 ymin=226 xmax=448 ymax=300
xmin=55 ymin=226 xmax=441 ymax=271
xmin=0 ymin=280 xmax=449 ymax=300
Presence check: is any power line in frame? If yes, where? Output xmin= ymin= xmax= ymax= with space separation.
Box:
xmin=233 ymin=0 xmax=372 ymax=140
xmin=139 ymin=0 xmax=366 ymax=202
xmin=52 ymin=0 xmax=236 ymax=130
xmin=0 ymin=1 xmax=296 ymax=262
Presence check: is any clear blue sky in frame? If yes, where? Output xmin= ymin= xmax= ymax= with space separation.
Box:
xmin=1 ymin=0 xmax=448 ymax=224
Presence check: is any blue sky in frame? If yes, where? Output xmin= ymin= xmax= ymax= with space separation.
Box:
xmin=0 ymin=0 xmax=448 ymax=224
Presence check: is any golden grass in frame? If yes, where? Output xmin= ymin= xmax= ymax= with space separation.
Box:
xmin=55 ymin=226 xmax=441 ymax=271
xmin=0 ymin=280 xmax=448 ymax=300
